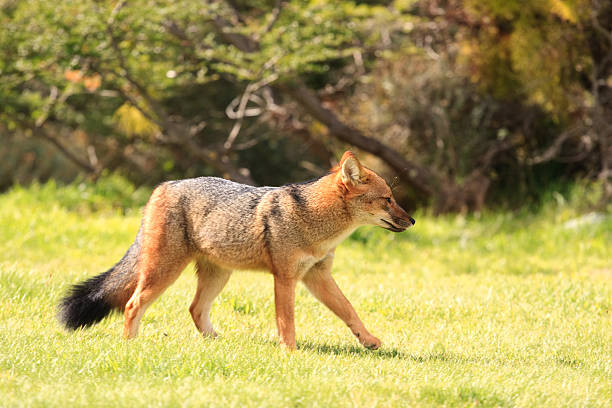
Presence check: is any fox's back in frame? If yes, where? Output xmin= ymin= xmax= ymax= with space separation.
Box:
xmin=167 ymin=176 xmax=275 ymax=217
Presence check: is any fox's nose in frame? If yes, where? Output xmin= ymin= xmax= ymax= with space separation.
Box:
xmin=409 ymin=217 xmax=415 ymax=225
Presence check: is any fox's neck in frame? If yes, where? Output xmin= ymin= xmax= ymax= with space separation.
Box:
xmin=297 ymin=174 xmax=356 ymax=243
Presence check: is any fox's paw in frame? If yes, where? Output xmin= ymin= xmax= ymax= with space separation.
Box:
xmin=201 ymin=328 xmax=219 ymax=338
xmin=360 ymin=334 xmax=381 ymax=350
xmin=280 ymin=341 xmax=297 ymax=351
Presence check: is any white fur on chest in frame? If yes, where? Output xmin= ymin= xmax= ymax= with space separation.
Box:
xmin=294 ymin=225 xmax=357 ymax=276
xmin=310 ymin=225 xmax=357 ymax=259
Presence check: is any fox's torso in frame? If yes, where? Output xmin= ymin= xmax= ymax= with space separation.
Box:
xmin=160 ymin=176 xmax=355 ymax=272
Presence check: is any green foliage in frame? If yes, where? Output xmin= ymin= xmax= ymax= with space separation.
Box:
xmin=0 ymin=0 xmax=363 ymax=102
xmin=113 ymin=103 xmax=160 ymax=138
xmin=7 ymin=173 xmax=151 ymax=214
xmin=0 ymin=184 xmax=610 ymax=406
xmin=463 ymin=0 xmax=590 ymax=117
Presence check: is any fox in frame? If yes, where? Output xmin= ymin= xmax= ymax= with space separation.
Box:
xmin=58 ymin=151 xmax=415 ymax=350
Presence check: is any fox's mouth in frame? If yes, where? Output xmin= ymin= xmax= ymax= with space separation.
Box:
xmin=380 ymin=219 xmax=406 ymax=232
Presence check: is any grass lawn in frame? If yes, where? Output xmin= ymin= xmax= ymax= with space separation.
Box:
xmin=0 ymin=181 xmax=610 ymax=407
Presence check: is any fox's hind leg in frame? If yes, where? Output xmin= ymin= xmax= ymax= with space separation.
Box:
xmin=123 ymin=255 xmax=191 ymax=338
xmin=189 ymin=260 xmax=231 ymax=337
xmin=123 ymin=183 xmax=192 ymax=338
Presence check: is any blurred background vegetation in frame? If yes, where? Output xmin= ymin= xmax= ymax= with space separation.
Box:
xmin=1 ymin=0 xmax=610 ymax=213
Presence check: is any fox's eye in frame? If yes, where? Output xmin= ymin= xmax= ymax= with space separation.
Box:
xmin=385 ymin=197 xmax=391 ymax=204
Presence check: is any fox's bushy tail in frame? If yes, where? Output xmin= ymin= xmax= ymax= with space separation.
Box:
xmin=58 ymin=236 xmax=141 ymax=330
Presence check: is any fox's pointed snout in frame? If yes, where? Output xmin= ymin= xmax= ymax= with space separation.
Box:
xmin=398 ymin=216 xmax=415 ymax=229
xmin=380 ymin=214 xmax=415 ymax=232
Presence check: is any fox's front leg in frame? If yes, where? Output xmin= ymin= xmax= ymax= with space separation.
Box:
xmin=273 ymin=275 xmax=298 ymax=349
xmin=302 ymin=253 xmax=381 ymax=350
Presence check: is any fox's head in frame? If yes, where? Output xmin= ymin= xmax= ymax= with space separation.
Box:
xmin=335 ymin=151 xmax=415 ymax=232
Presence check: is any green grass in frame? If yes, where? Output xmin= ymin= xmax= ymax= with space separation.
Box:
xmin=1 ymin=180 xmax=610 ymax=407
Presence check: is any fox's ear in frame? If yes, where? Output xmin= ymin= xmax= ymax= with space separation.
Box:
xmin=340 ymin=151 xmax=364 ymax=186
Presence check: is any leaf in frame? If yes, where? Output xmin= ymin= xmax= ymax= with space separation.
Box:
xmin=112 ymin=103 xmax=159 ymax=138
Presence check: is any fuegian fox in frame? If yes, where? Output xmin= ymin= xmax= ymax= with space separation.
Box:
xmin=59 ymin=151 xmax=415 ymax=350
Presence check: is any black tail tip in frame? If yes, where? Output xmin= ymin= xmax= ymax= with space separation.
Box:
xmin=58 ymin=273 xmax=114 ymax=330
xmin=58 ymin=294 xmax=112 ymax=330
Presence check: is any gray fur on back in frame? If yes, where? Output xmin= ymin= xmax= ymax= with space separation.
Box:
xmin=162 ymin=176 xmax=326 ymax=269
xmin=166 ymin=177 xmax=277 ymax=236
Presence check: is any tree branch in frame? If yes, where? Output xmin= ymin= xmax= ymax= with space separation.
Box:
xmin=527 ymin=127 xmax=585 ymax=165
xmin=259 ymin=0 xmax=284 ymax=37
xmin=275 ymin=82 xmax=436 ymax=196
xmin=155 ymin=133 xmax=255 ymax=184
xmin=23 ymin=122 xmax=97 ymax=174
xmin=210 ymin=17 xmax=259 ymax=53
xmin=224 ymin=73 xmax=279 ymax=150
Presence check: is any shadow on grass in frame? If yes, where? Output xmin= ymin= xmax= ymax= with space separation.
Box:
xmin=297 ymin=341 xmax=475 ymax=364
